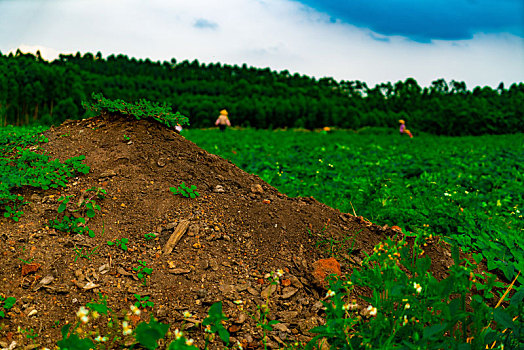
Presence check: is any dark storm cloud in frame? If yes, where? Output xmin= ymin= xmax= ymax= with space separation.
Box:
xmin=296 ymin=0 xmax=524 ymax=42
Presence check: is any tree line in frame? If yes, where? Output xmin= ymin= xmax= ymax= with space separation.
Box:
xmin=0 ymin=49 xmax=522 ymax=135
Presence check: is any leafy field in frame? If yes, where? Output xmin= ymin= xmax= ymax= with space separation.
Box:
xmin=184 ymin=127 xmax=524 ymax=288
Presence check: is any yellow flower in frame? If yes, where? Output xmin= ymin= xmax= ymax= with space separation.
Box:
xmin=413 ymin=282 xmax=422 ymax=294
xmin=174 ymin=328 xmax=184 ymax=340
xmin=326 ymin=290 xmax=335 ymax=298
xmin=122 ymin=321 xmax=132 ymax=335
xmin=185 ymin=338 xmax=195 ymax=346
xmin=95 ymin=335 xmax=108 ymax=342
xmin=130 ymin=305 xmax=141 ymax=316
xmin=183 ymin=311 xmax=193 ymax=318
xmin=76 ymin=306 xmax=89 ymax=319
xmin=405 ymin=303 xmax=410 ymax=309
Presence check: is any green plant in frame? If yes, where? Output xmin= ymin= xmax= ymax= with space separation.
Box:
xmin=3 ymin=196 xmax=27 ymax=222
xmin=134 ymin=314 xmax=169 ymax=350
xmin=0 ymin=295 xmax=16 ymax=318
xmin=83 ymin=93 xmax=189 ymax=129
xmin=56 ymin=323 xmax=94 ymax=350
xmin=133 ymin=260 xmax=153 ymax=286
xmin=107 ymin=237 xmax=129 ymax=251
xmin=18 ymin=327 xmax=38 ymax=341
xmin=80 ymin=187 xmax=106 ymax=218
xmin=202 ymin=302 xmax=230 ymax=346
xmin=170 ymin=182 xmax=200 ymax=199
xmin=49 ymin=215 xmax=95 ymax=237
xmin=17 ymin=257 xmax=34 ymax=265
xmin=305 ymin=236 xmax=523 ymax=349
xmin=144 ymin=232 xmax=157 ymax=240
xmin=134 ymin=294 xmax=154 ymax=309
xmin=123 ymin=134 xmax=130 ymax=141
xmin=86 ymin=293 xmax=112 ymax=316
xmin=73 ymin=245 xmax=99 ymax=262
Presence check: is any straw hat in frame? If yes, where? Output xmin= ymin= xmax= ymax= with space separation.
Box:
xmin=399 ymin=119 xmax=405 ymax=124
xmin=220 ymin=109 xmax=228 ymax=116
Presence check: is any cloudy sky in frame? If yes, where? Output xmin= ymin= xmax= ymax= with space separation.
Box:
xmin=1 ymin=0 xmax=523 ymax=88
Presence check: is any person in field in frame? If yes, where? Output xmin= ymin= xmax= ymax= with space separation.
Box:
xmin=215 ymin=109 xmax=231 ymax=132
xmin=399 ymin=119 xmax=413 ymax=138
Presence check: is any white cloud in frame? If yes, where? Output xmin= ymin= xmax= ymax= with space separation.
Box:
xmin=1 ymin=0 xmax=522 ymax=88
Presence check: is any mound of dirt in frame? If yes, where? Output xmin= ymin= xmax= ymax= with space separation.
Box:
xmin=0 ymin=113 xmax=463 ymax=349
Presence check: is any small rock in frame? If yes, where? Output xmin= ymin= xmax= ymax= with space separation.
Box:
xmin=250 ymin=184 xmax=264 ymax=194
xmin=117 ymin=267 xmax=132 ymax=276
xmin=234 ymin=313 xmax=247 ymax=324
xmin=272 ymin=322 xmax=290 ymax=333
xmin=311 ymin=257 xmax=342 ymax=288
xmin=261 ymin=284 xmax=277 ymax=299
xmin=213 ymin=185 xmax=225 ymax=193
xmin=209 ymin=259 xmax=219 ymax=271
xmin=219 ymin=285 xmax=235 ymax=294
xmin=289 ymin=275 xmax=304 ymax=289
xmin=82 ymin=281 xmax=100 ymax=290
xmin=27 ymin=309 xmax=38 ymax=317
xmin=187 ymin=224 xmax=199 ymax=237
xmin=99 ymin=264 xmax=110 ymax=274
xmin=99 ymin=170 xmax=117 ymax=178
xmin=38 ymin=275 xmax=55 ymax=286
xmin=169 ymin=268 xmax=191 ymax=275
xmin=157 ymin=158 xmax=167 ymax=167
xmin=280 ymin=287 xmax=299 ymax=299
xmin=276 ymin=311 xmax=299 ymax=323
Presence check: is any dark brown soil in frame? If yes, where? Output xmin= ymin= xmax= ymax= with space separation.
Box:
xmin=0 ymin=113 xmax=481 ymax=349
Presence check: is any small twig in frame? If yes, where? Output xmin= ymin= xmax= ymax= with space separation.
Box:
xmin=349 ymin=201 xmax=357 ymax=217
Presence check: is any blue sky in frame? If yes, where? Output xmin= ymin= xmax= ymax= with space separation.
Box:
xmin=1 ymin=0 xmax=523 ymax=88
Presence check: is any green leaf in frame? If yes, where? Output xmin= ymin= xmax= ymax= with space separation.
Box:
xmin=86 ymin=209 xmax=95 ymax=218
xmin=493 ymin=308 xmax=514 ymax=330
xmin=423 ymin=323 xmax=447 ymax=339
xmin=3 ymin=297 xmax=16 ymax=309
xmin=134 ymin=316 xmax=169 ymax=350
xmin=510 ymin=287 xmax=524 ymax=306
xmin=218 ymin=327 xmax=230 ymax=344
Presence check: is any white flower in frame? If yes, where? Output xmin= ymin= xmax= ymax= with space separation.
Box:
xmin=130 ymin=305 xmax=141 ymax=315
xmin=174 ymin=328 xmax=184 ymax=340
xmin=366 ymin=305 xmax=377 ymax=316
xmin=122 ymin=321 xmax=132 ymax=335
xmin=444 ymin=193 xmax=451 ymax=197
xmin=405 ymin=303 xmax=410 ymax=310
xmin=276 ymin=269 xmax=284 ymax=277
xmin=95 ymin=335 xmax=108 ymax=342
xmin=183 ymin=311 xmax=193 ymax=318
xmin=402 ymin=315 xmax=408 ymax=326
xmin=76 ymin=306 xmax=89 ymax=319
xmin=413 ymin=282 xmax=422 ymax=294
xmin=326 ymin=290 xmax=335 ymax=298
xmin=236 ymin=341 xmax=244 ymax=350
xmin=185 ymin=338 xmax=194 ymax=346
xmin=80 ymin=315 xmax=89 ymax=324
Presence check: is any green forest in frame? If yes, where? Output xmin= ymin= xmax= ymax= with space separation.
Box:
xmin=0 ymin=49 xmax=523 ymax=135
